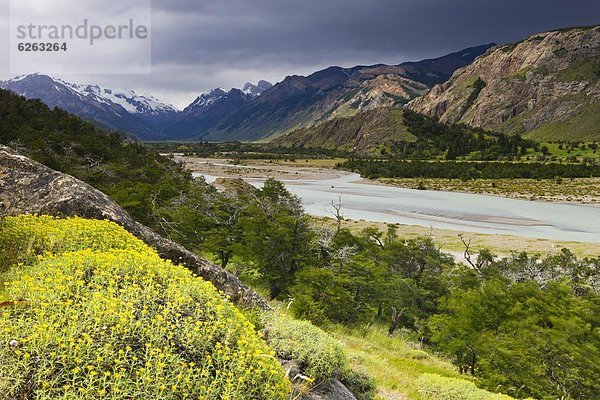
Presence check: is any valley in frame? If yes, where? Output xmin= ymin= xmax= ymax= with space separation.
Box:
xmin=178 ymin=156 xmax=600 ymax=247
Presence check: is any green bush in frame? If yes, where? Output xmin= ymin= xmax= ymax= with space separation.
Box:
xmin=262 ymin=313 xmax=346 ymax=382
xmin=340 ymin=368 xmax=377 ymax=400
xmin=0 ymin=216 xmax=289 ymax=399
xmin=416 ymin=374 xmax=517 ymax=400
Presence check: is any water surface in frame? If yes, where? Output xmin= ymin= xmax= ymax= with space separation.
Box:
xmin=194 ymin=170 xmax=600 ymax=243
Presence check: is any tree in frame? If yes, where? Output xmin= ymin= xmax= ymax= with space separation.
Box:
xmin=239 ymin=178 xmax=314 ymax=299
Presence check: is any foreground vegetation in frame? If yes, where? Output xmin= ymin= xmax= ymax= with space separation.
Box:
xmin=0 ymin=215 xmax=517 ymax=400
xmin=0 ymin=216 xmax=289 ymax=399
xmin=330 ymin=325 xmax=462 ymax=399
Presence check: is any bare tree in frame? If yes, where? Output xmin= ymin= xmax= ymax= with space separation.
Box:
xmin=459 ymin=234 xmax=480 ymax=272
xmin=331 ymin=196 xmax=343 ymax=233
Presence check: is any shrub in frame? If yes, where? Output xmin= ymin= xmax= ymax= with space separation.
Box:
xmin=0 ymin=215 xmax=153 ymax=271
xmin=416 ymin=374 xmax=516 ymax=400
xmin=339 ymin=368 xmax=377 ymax=400
xmin=0 ymin=216 xmax=289 ymax=399
xmin=262 ymin=313 xmax=346 ymax=382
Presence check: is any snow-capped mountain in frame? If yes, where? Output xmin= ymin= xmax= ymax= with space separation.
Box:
xmin=0 ymin=73 xmax=178 ymax=140
xmin=184 ymin=88 xmax=230 ymax=111
xmin=242 ymin=80 xmax=273 ymax=97
xmin=81 ymin=85 xmax=178 ymax=116
xmin=168 ymin=87 xmax=263 ymax=139
xmin=184 ymin=80 xmax=272 ymax=112
xmin=0 ymin=74 xmax=274 ymax=140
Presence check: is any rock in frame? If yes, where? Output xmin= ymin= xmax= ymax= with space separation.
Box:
xmin=276 ymin=357 xmax=357 ymax=400
xmin=0 ymin=146 xmax=269 ymax=310
xmin=303 ymin=379 xmax=358 ymax=400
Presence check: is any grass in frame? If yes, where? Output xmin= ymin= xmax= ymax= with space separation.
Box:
xmin=507 ymin=66 xmax=548 ymax=80
xmin=525 ymin=102 xmax=600 ymax=141
xmin=328 ymin=325 xmax=467 ymax=400
xmin=541 ymin=141 xmax=600 ymax=161
xmin=312 ymin=216 xmax=600 ymax=258
xmin=556 ymin=57 xmax=600 ymax=82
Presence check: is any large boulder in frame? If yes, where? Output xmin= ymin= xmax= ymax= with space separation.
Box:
xmin=304 ymin=380 xmax=358 ymax=400
xmin=0 ymin=145 xmax=268 ymax=309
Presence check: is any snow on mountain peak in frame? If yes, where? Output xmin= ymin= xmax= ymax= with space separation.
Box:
xmin=2 ymin=74 xmax=178 ymax=116
xmin=242 ymin=80 xmax=273 ymax=96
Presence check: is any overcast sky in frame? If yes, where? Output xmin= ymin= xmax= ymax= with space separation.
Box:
xmin=1 ymin=0 xmax=599 ymax=108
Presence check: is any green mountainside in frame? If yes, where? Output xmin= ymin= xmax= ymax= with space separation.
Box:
xmin=273 ymin=107 xmax=532 ymax=158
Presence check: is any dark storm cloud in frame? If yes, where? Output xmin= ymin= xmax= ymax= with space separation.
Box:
xmin=1 ymin=0 xmax=599 ymax=107
xmin=150 ymin=0 xmax=600 ymax=66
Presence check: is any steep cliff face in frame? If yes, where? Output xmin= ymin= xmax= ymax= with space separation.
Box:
xmin=0 ymin=146 xmax=268 ymax=309
xmin=410 ymin=26 xmax=600 ymax=140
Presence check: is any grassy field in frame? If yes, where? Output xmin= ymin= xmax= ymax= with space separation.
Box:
xmin=330 ymin=325 xmax=471 ymax=400
xmin=313 ymin=216 xmax=600 ymax=258
xmin=540 ymin=141 xmax=600 ymax=160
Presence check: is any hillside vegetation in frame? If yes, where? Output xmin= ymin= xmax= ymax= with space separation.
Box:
xmin=274 ymin=108 xmax=532 ymax=157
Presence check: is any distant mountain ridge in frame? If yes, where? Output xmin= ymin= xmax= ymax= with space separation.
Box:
xmin=166 ymin=87 xmax=263 ymax=139
xmin=0 ymin=44 xmax=492 ymax=141
xmin=0 ymin=73 xmax=179 ymax=140
xmin=199 ymin=44 xmax=495 ymax=142
xmin=409 ymin=25 xmax=600 ymax=140
xmin=0 ymin=75 xmax=273 ymax=140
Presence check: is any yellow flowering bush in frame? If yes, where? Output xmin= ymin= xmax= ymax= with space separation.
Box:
xmin=0 ymin=216 xmax=289 ymax=399
xmin=0 ymin=215 xmax=153 ymax=271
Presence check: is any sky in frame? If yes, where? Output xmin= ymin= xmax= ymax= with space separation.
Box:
xmin=1 ymin=0 xmax=599 ymax=109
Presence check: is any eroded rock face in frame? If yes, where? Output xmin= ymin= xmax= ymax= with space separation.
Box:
xmin=0 ymin=146 xmax=268 ymax=309
xmin=409 ymin=26 xmax=600 ymax=140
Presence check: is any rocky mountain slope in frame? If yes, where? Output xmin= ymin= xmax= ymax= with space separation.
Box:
xmin=409 ymin=25 xmax=600 ymax=141
xmin=165 ymin=88 xmax=257 ymax=139
xmin=201 ymin=44 xmax=494 ymax=142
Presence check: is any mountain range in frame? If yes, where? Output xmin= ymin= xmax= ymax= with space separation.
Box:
xmin=0 ymin=74 xmax=179 ymax=140
xmin=2 ymin=25 xmax=598 ymax=144
xmin=0 ymin=44 xmax=493 ymax=141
